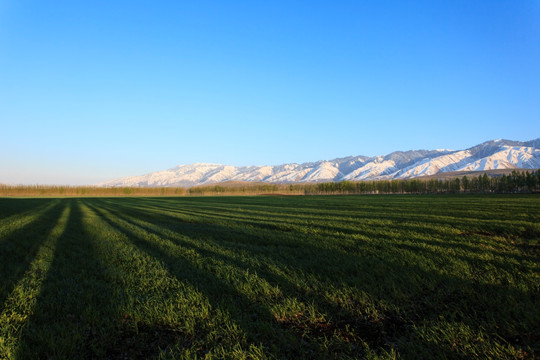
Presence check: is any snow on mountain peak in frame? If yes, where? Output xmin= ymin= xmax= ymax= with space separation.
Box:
xmin=96 ymin=139 xmax=540 ymax=187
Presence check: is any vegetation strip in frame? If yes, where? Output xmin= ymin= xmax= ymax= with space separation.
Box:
xmin=0 ymin=195 xmax=538 ymax=359
xmin=0 ymin=204 xmax=70 ymax=358
xmin=1 ymin=170 xmax=539 ymax=197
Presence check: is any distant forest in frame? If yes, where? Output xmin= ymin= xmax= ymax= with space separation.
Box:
xmin=1 ymin=170 xmax=539 ymax=197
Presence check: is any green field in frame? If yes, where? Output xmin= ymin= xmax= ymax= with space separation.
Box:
xmin=0 ymin=195 xmax=538 ymax=359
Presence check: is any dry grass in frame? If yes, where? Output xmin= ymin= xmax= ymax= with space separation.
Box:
xmin=0 ymin=185 xmax=187 ymax=197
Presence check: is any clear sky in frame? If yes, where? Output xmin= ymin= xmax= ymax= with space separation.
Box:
xmin=1 ymin=1 xmax=539 ymax=185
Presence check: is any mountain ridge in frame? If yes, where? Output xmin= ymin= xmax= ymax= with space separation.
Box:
xmin=96 ymin=139 xmax=540 ymax=187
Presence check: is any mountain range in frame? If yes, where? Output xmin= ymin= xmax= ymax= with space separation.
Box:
xmin=96 ymin=139 xmax=540 ymax=187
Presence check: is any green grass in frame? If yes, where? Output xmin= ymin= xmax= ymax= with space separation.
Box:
xmin=0 ymin=195 xmax=538 ymax=359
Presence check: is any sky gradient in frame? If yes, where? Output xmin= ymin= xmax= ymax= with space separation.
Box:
xmin=1 ymin=1 xmax=539 ymax=185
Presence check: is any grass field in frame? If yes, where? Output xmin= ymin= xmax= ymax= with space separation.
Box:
xmin=0 ymin=195 xmax=538 ymax=359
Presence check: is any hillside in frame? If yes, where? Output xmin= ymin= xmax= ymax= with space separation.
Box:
xmin=97 ymin=139 xmax=540 ymax=187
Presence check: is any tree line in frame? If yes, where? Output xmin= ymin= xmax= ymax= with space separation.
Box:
xmin=0 ymin=185 xmax=187 ymax=197
xmin=1 ymin=170 xmax=538 ymax=197
xmin=305 ymin=170 xmax=540 ymax=195
xmin=186 ymin=170 xmax=540 ymax=195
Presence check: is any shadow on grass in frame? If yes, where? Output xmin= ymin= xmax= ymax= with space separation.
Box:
xmin=15 ymin=200 xmax=193 ymax=359
xmin=91 ymin=197 xmax=539 ymax=357
xmin=98 ymin=197 xmax=535 ymax=274
xmin=9 ymin=197 xmax=537 ymax=358
xmin=85 ymin=200 xmax=432 ymax=357
xmin=84 ymin=201 xmax=316 ymax=359
xmin=0 ymin=198 xmax=58 ymax=221
xmin=134 ymin=195 xmax=507 ymax=229
xmin=103 ymin=197 xmax=537 ymax=264
xmin=0 ymin=200 xmax=64 ymax=314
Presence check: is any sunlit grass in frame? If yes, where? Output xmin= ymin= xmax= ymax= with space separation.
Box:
xmin=0 ymin=205 xmax=70 ymax=359
xmin=0 ymin=195 xmax=538 ymax=359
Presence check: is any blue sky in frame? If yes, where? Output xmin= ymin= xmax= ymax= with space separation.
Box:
xmin=1 ymin=1 xmax=539 ymax=185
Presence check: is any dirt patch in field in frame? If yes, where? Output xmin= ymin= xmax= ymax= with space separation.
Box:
xmin=275 ymin=311 xmax=408 ymax=350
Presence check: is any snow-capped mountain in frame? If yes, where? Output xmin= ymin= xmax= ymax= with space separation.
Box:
xmin=96 ymin=139 xmax=540 ymax=187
